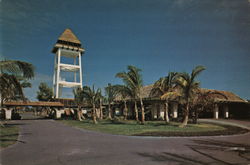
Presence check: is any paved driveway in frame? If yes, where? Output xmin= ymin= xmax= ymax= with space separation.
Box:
xmin=1 ymin=118 xmax=250 ymax=165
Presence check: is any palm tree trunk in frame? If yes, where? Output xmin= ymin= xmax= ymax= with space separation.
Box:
xmin=108 ymin=102 xmax=112 ymax=119
xmin=164 ymin=101 xmax=169 ymax=124
xmin=194 ymin=107 xmax=199 ymax=124
xmin=100 ymin=99 xmax=103 ymax=120
xmin=140 ymin=97 xmax=145 ymax=124
xmin=77 ymin=106 xmax=85 ymax=121
xmin=180 ymin=103 xmax=189 ymax=127
xmin=0 ymin=93 xmax=3 ymax=109
xmin=123 ymin=100 xmax=128 ymax=120
xmin=134 ymin=101 xmax=139 ymax=121
xmin=0 ymin=94 xmax=4 ymax=127
xmin=93 ymin=104 xmax=97 ymax=124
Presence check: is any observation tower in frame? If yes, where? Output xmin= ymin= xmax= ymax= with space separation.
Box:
xmin=52 ymin=28 xmax=84 ymax=98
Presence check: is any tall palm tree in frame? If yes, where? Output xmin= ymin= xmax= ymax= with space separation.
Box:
xmin=113 ymin=85 xmax=132 ymax=120
xmin=174 ymin=65 xmax=206 ymax=127
xmin=81 ymin=85 xmax=102 ymax=124
xmin=73 ymin=87 xmax=86 ymax=121
xmin=105 ymin=83 xmax=118 ymax=119
xmin=0 ymin=60 xmax=34 ymax=106
xmin=151 ymin=72 xmax=178 ymax=123
xmin=191 ymin=89 xmax=227 ymax=123
xmin=116 ymin=65 xmax=145 ymax=124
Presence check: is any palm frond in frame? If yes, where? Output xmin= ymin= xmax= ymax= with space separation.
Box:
xmin=0 ymin=60 xmax=34 ymax=79
xmin=115 ymin=65 xmax=143 ymax=99
xmin=161 ymin=91 xmax=181 ymax=100
xmin=113 ymin=84 xmax=132 ymax=99
xmin=191 ymin=65 xmax=206 ymax=82
xmin=105 ymin=83 xmax=118 ymax=102
xmin=21 ymin=81 xmax=32 ymax=88
xmin=0 ymin=74 xmax=24 ymax=100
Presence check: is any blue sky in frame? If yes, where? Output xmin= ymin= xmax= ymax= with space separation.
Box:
xmin=1 ymin=0 xmax=250 ymax=100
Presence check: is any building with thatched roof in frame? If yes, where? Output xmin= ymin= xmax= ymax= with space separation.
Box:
xmin=114 ymin=85 xmax=250 ymax=120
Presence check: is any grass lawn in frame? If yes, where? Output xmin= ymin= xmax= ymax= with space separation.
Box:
xmin=0 ymin=124 xmax=19 ymax=148
xmin=59 ymin=119 xmax=247 ymax=136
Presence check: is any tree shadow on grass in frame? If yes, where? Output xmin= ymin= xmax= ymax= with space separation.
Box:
xmin=3 ymin=123 xmax=27 ymax=126
xmin=0 ymin=133 xmax=31 ymax=144
xmin=149 ymin=123 xmax=174 ymax=127
xmin=0 ymin=133 xmax=19 ymax=138
xmin=0 ymin=139 xmax=26 ymax=144
xmin=21 ymin=117 xmax=50 ymax=120
xmin=103 ymin=121 xmax=127 ymax=125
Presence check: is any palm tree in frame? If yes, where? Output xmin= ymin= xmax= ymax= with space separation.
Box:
xmin=113 ymin=85 xmax=132 ymax=120
xmin=81 ymin=85 xmax=102 ymax=124
xmin=116 ymin=65 xmax=145 ymax=124
xmin=105 ymin=83 xmax=118 ymax=119
xmin=191 ymin=89 xmax=227 ymax=123
xmin=151 ymin=72 xmax=178 ymax=123
xmin=73 ymin=87 xmax=86 ymax=121
xmin=0 ymin=60 xmax=34 ymax=106
xmin=174 ymin=65 xmax=206 ymax=127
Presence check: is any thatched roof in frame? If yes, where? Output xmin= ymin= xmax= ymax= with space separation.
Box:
xmin=58 ymin=28 xmax=81 ymax=44
xmin=138 ymin=85 xmax=247 ymax=103
xmin=199 ymin=89 xmax=247 ymax=103
xmin=141 ymin=84 xmax=154 ymax=98
xmin=52 ymin=28 xmax=84 ymax=53
xmin=3 ymin=101 xmax=64 ymax=107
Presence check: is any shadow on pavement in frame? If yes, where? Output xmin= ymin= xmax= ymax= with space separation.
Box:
xmin=137 ymin=139 xmax=250 ymax=165
xmin=188 ymin=139 xmax=250 ymax=162
xmin=137 ymin=152 xmax=207 ymax=165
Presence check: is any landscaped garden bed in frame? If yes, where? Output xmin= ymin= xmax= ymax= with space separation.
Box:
xmin=59 ymin=119 xmax=249 ymax=137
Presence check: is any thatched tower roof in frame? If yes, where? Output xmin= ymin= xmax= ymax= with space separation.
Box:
xmin=52 ymin=28 xmax=84 ymax=53
xmin=58 ymin=28 xmax=81 ymax=44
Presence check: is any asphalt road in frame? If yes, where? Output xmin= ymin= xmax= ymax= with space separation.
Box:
xmin=1 ymin=116 xmax=250 ymax=165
